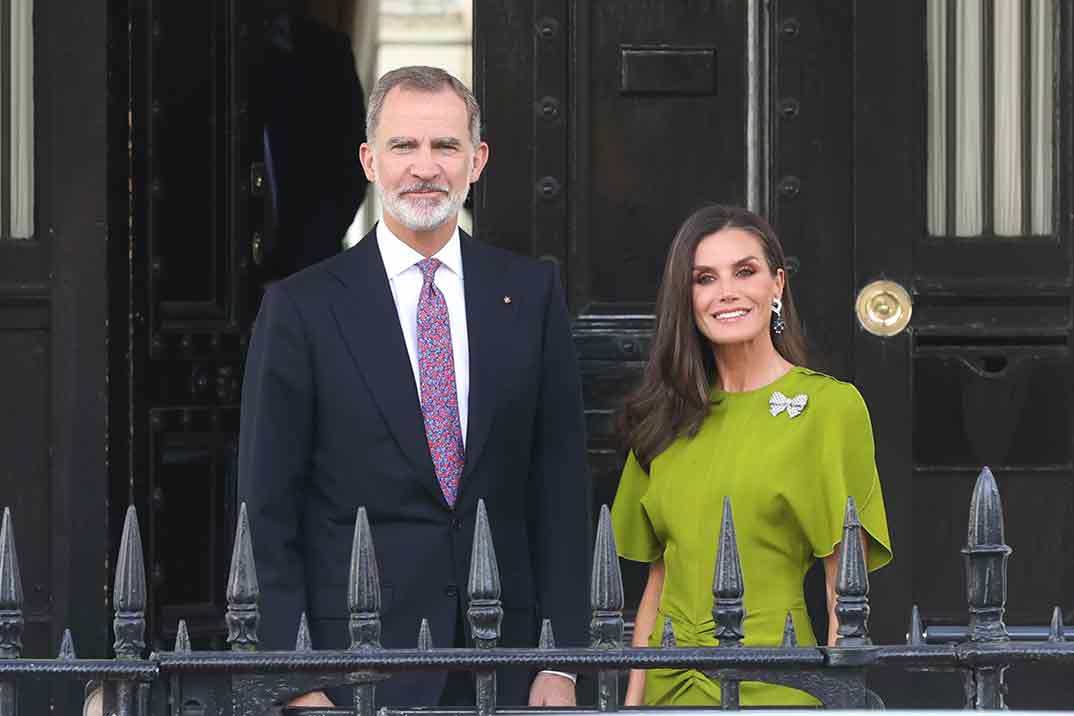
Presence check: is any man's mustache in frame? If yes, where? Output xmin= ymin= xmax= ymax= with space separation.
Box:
xmin=399 ymin=183 xmax=450 ymax=196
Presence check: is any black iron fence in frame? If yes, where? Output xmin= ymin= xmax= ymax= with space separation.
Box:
xmin=0 ymin=466 xmax=1070 ymax=714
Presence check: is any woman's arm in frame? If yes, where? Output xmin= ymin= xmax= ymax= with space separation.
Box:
xmin=625 ymin=559 xmax=665 ymax=706
xmin=822 ymin=535 xmax=869 ymax=646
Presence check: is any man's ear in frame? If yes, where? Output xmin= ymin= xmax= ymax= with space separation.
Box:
xmin=359 ymin=143 xmax=376 ymax=183
xmin=469 ymin=142 xmax=490 ymax=183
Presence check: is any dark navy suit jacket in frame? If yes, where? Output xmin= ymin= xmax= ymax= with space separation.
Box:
xmin=238 ymin=227 xmax=591 ymax=706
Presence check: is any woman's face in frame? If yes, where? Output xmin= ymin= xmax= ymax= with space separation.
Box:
xmin=691 ymin=228 xmax=785 ymax=349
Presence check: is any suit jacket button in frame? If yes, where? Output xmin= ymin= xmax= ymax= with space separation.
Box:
xmin=451 ymin=518 xmax=462 ymax=531
xmin=445 ymin=585 xmax=458 ymax=598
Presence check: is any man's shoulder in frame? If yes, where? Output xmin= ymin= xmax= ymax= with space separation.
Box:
xmin=267 ymin=244 xmax=360 ymax=305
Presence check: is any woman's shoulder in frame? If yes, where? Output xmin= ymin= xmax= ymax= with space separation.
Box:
xmin=788 ymin=367 xmax=869 ymax=416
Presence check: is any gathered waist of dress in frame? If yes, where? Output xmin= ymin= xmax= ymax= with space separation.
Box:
xmin=651 ymin=604 xmax=815 ymax=648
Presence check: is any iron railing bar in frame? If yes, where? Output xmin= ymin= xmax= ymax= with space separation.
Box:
xmin=982 ymin=0 xmax=994 ymax=235
xmin=945 ymin=0 xmax=957 ymax=237
xmin=1021 ymin=0 xmax=1033 ymax=235
xmin=153 ymin=647 xmax=828 ymax=673
xmin=0 ymin=661 xmax=158 ymax=678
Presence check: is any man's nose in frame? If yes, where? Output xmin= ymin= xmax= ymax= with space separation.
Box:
xmin=409 ymin=147 xmax=440 ymax=179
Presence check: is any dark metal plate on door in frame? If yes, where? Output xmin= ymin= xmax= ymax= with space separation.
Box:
xmin=619 ymin=47 xmax=717 ymax=95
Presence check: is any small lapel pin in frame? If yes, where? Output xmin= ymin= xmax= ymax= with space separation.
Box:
xmin=503 ymin=295 xmax=512 ymax=304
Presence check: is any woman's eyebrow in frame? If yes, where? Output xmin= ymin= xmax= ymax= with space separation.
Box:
xmin=692 ymin=256 xmax=761 ymax=271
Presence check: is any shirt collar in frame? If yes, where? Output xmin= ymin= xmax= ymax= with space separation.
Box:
xmin=376 ymin=221 xmax=464 ymax=280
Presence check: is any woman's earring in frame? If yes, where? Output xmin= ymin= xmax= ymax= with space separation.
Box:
xmin=771 ymin=297 xmax=786 ymax=335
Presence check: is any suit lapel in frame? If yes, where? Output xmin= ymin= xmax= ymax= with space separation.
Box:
xmin=328 ymin=230 xmax=447 ymax=508
xmin=459 ymin=233 xmax=506 ymax=493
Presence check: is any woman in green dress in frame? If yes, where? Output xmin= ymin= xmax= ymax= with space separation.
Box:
xmin=612 ymin=205 xmax=892 ymax=707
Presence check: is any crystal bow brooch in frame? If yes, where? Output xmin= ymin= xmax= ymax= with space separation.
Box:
xmin=769 ymin=391 xmax=808 ymax=418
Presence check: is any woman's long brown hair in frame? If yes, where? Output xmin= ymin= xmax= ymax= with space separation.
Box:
xmin=619 ymin=205 xmax=808 ymax=470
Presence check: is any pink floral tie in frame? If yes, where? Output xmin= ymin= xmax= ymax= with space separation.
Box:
xmin=416 ymin=258 xmax=464 ymax=507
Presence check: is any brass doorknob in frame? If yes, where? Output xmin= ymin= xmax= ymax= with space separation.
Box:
xmin=855 ymin=280 xmax=912 ymax=337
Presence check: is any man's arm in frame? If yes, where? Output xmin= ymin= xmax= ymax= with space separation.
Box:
xmin=238 ymin=284 xmax=314 ymax=651
xmin=528 ymin=265 xmax=592 ymax=705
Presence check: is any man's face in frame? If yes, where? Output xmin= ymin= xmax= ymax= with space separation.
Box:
xmin=360 ymin=86 xmax=489 ymax=234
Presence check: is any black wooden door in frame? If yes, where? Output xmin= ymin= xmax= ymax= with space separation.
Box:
xmin=852 ymin=0 xmax=1074 ymax=708
xmin=477 ymin=0 xmax=861 ymax=642
xmin=477 ymin=0 xmax=1073 ymax=708
xmin=122 ymin=0 xmax=264 ymax=651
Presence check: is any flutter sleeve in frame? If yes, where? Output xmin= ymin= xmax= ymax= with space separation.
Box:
xmin=799 ymin=384 xmax=893 ymax=572
xmin=611 ymin=451 xmax=664 ymax=563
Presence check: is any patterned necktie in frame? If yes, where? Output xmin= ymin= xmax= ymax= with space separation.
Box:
xmin=416 ymin=258 xmax=464 ymax=506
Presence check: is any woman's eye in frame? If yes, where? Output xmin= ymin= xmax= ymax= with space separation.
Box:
xmin=695 ymin=274 xmax=715 ymax=285
xmin=736 ymin=267 xmax=756 ymax=278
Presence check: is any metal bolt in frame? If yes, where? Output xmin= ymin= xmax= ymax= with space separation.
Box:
xmin=778 ymin=176 xmax=801 ymax=199
xmin=538 ymin=97 xmax=560 ymax=121
xmin=537 ymin=176 xmax=561 ymax=200
xmin=536 ymin=17 xmax=559 ymax=40
xmin=779 ymin=98 xmax=800 ymax=119
xmin=781 ymin=18 xmax=800 ymax=37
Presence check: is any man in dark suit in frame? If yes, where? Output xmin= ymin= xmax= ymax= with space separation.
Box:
xmin=238 ymin=66 xmax=590 ymax=710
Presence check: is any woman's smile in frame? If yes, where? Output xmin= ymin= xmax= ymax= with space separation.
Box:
xmin=712 ymin=307 xmax=752 ymax=322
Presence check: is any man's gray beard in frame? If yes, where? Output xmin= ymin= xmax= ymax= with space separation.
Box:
xmin=377 ymin=182 xmax=469 ymax=233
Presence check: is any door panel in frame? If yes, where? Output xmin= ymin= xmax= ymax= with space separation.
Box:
xmin=569 ymin=0 xmax=746 ymax=309
xmin=853 ymin=0 xmax=1074 ymax=707
xmin=126 ymin=0 xmax=254 ymax=651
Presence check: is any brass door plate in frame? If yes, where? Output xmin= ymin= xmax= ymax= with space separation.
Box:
xmin=855 ymin=280 xmax=912 ymax=337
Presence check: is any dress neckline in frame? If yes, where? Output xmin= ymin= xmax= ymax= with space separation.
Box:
xmin=712 ymin=365 xmax=804 ymax=400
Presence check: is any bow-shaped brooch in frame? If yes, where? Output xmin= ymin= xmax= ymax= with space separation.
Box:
xmin=769 ymin=391 xmax=808 ymax=418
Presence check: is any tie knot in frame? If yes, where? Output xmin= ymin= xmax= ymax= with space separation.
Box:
xmin=417 ymin=257 xmax=442 ymax=284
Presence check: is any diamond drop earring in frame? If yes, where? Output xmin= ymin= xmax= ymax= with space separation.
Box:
xmin=771 ymin=297 xmax=786 ymax=335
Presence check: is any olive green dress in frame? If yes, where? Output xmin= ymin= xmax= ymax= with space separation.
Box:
xmin=611 ymin=367 xmax=893 ymax=707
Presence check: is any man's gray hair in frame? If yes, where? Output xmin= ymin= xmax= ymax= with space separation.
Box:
xmin=366 ymin=66 xmax=482 ymax=147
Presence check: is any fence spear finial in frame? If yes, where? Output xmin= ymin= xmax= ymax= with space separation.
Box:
xmin=58 ymin=628 xmax=76 ymax=660
xmin=113 ymin=505 xmax=147 ymax=659
xmin=225 ymin=502 xmax=260 ymax=652
xmin=963 ymin=467 xmax=1010 ymax=643
xmin=0 ymin=508 xmax=24 ymax=659
xmin=417 ymin=618 xmax=433 ymax=651
xmin=468 ymin=499 xmax=503 ymax=716
xmin=467 ymin=499 xmax=503 ymax=647
xmin=348 ymin=507 xmax=382 ymax=650
xmin=835 ymin=496 xmax=871 ymax=646
xmin=781 ymin=612 xmax=798 ymax=647
xmin=712 ymin=497 xmax=745 ymax=647
xmin=661 ymin=615 xmax=676 ymax=648
xmin=1049 ymin=607 xmax=1065 ymax=643
xmin=538 ymin=618 xmax=556 ymax=650
xmin=908 ymin=605 xmax=924 ymax=646
xmin=590 ymin=505 xmax=625 ymax=710
xmin=591 ymin=504 xmax=624 ymax=619
xmin=295 ymin=612 xmax=312 ymax=652
xmin=174 ymin=620 xmax=191 ymax=653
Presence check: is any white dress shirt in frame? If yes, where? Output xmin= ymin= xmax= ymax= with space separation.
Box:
xmin=377 ymin=221 xmax=470 ymax=445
